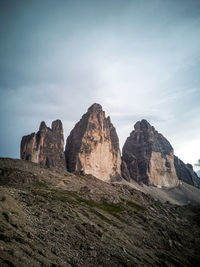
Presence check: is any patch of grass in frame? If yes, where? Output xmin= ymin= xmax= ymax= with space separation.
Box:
xmin=99 ymin=201 xmax=124 ymax=214
xmin=52 ymin=192 xmax=76 ymax=204
xmin=126 ymin=200 xmax=145 ymax=211
xmin=90 ymin=209 xmax=112 ymax=224
xmin=48 ymin=189 xmax=129 ymax=226
xmin=72 ymin=195 xmax=124 ymax=214
xmin=110 ymin=213 xmax=129 ymax=224
xmin=34 ymin=182 xmax=48 ymax=188
xmin=30 ymin=188 xmax=142 ymax=224
xmin=35 ymin=189 xmax=77 ymax=204
xmin=48 ymin=189 xmax=125 ymax=217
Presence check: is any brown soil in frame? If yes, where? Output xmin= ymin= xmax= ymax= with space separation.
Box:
xmin=0 ymin=158 xmax=200 ymax=266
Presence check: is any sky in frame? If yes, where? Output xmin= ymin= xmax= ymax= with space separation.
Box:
xmin=0 ymin=0 xmax=200 ymax=171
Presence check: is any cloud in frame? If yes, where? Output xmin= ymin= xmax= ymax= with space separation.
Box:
xmin=195 ymin=160 xmax=200 ymax=167
xmin=0 ymin=0 xmax=200 ymax=167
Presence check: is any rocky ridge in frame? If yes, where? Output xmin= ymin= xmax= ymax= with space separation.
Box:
xmin=21 ymin=120 xmax=65 ymax=169
xmin=20 ymin=104 xmax=200 ymax=189
xmin=174 ymin=156 xmax=200 ymax=188
xmin=65 ymin=104 xmax=121 ymax=182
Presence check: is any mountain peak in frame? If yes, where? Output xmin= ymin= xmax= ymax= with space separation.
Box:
xmin=134 ymin=119 xmax=153 ymax=131
xmin=51 ymin=119 xmax=63 ymax=132
xmin=122 ymin=121 xmax=178 ymax=187
xmin=21 ymin=120 xmax=65 ymax=169
xmin=88 ymin=103 xmax=103 ymax=113
xmin=65 ymin=104 xmax=121 ymax=181
xmin=39 ymin=121 xmax=47 ymax=131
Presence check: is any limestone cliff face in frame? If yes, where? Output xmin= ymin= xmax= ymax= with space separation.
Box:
xmin=174 ymin=156 xmax=200 ymax=188
xmin=121 ymin=120 xmax=179 ymax=187
xmin=21 ymin=120 xmax=65 ymax=169
xmin=65 ymin=103 xmax=121 ymax=181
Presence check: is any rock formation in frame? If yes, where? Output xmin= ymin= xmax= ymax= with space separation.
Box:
xmin=121 ymin=120 xmax=179 ymax=187
xmin=21 ymin=120 xmax=65 ymax=169
xmin=174 ymin=156 xmax=200 ymax=188
xmin=65 ymin=103 xmax=121 ymax=181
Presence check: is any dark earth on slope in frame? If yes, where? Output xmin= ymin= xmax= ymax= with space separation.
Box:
xmin=0 ymin=158 xmax=200 ymax=266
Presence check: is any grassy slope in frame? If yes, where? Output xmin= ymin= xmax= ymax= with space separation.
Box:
xmin=0 ymin=158 xmax=200 ymax=266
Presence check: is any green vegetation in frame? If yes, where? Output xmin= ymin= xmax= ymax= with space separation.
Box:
xmin=90 ymin=209 xmax=112 ymax=224
xmin=34 ymin=182 xmax=48 ymax=188
xmin=29 ymin=186 xmax=146 ymax=225
xmin=126 ymin=200 xmax=146 ymax=211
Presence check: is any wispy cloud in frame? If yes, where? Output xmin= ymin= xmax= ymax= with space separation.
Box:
xmin=0 ymin=0 xmax=200 ymax=166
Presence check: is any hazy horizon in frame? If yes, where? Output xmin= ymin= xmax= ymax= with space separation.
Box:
xmin=0 ymin=0 xmax=200 ymax=172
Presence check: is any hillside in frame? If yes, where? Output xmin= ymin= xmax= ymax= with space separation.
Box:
xmin=122 ymin=179 xmax=200 ymax=206
xmin=0 ymin=158 xmax=200 ymax=266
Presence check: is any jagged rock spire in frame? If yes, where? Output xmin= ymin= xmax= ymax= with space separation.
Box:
xmin=20 ymin=120 xmax=65 ymax=169
xmin=65 ymin=103 xmax=121 ymax=181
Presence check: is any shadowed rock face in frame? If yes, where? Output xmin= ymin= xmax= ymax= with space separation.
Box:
xmin=174 ymin=156 xmax=200 ymax=188
xmin=20 ymin=120 xmax=65 ymax=169
xmin=65 ymin=103 xmax=121 ymax=181
xmin=122 ymin=120 xmax=179 ymax=187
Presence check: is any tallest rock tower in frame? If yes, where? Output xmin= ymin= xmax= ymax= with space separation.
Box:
xmin=65 ymin=103 xmax=121 ymax=181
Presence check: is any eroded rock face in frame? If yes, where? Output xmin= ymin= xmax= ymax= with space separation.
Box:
xmin=122 ymin=120 xmax=179 ymax=187
xmin=21 ymin=120 xmax=65 ymax=169
xmin=65 ymin=103 xmax=121 ymax=181
xmin=174 ymin=156 xmax=200 ymax=188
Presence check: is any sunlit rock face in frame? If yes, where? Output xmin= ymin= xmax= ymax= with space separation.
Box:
xmin=20 ymin=120 xmax=65 ymax=169
xmin=121 ymin=120 xmax=179 ymax=188
xmin=174 ymin=156 xmax=200 ymax=188
xmin=65 ymin=103 xmax=121 ymax=182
